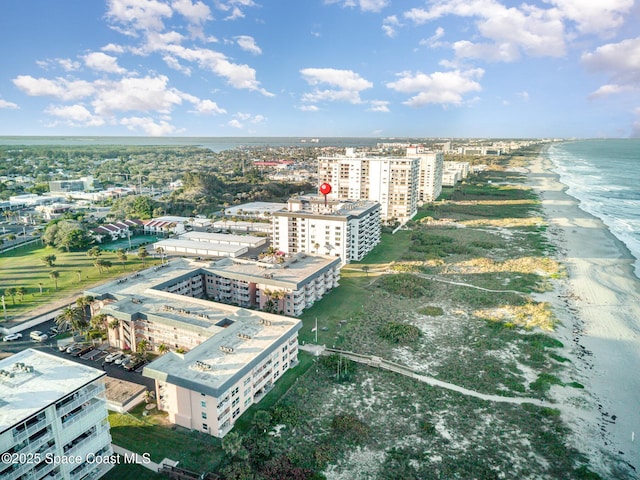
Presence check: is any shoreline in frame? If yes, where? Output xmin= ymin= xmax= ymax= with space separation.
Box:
xmin=528 ymin=148 xmax=640 ymax=476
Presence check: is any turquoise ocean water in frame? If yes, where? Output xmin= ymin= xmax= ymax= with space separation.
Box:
xmin=548 ymin=139 xmax=640 ymax=278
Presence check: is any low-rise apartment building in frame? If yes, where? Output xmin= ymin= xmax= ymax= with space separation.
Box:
xmin=0 ymin=349 xmax=113 ymax=480
xmin=143 ymin=309 xmax=300 ymax=438
xmin=205 ymin=254 xmax=341 ymax=316
xmin=271 ymin=195 xmax=381 ymax=264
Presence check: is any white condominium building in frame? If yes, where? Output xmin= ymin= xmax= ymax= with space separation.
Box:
xmin=406 ymin=146 xmax=444 ymax=203
xmin=0 ymin=349 xmax=113 ymax=480
xmin=271 ymin=195 xmax=381 ymax=264
xmin=318 ymin=148 xmax=420 ymax=222
xmin=443 ymin=161 xmax=470 ymax=179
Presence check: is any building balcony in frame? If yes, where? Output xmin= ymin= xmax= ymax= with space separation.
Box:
xmin=57 ymin=383 xmax=105 ymax=417
xmin=11 ymin=417 xmax=48 ymax=444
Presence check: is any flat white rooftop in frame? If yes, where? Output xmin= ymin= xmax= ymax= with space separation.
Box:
xmin=143 ymin=309 xmax=301 ymax=397
xmin=224 ymin=202 xmax=287 ymax=216
xmin=179 ymin=231 xmax=266 ymax=247
xmin=209 ymin=254 xmax=340 ymax=290
xmin=153 ymin=239 xmax=248 ymax=257
xmin=0 ymin=349 xmax=105 ymax=433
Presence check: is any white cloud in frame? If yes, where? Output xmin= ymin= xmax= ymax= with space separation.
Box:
xmin=517 ymin=91 xmax=530 ymax=101
xmin=106 ymin=0 xmax=173 ymax=33
xmin=386 ymin=68 xmax=484 ymax=107
xmin=215 ymin=0 xmax=257 ymax=20
xmin=227 ymin=111 xmax=265 ymax=128
xmin=419 ymin=27 xmax=445 ymax=48
xmin=582 ymin=37 xmax=640 ymax=98
xmin=545 ymin=0 xmax=633 ymax=36
xmin=403 ymin=1 xmax=566 ymax=61
xmin=300 ymin=68 xmax=373 ymax=105
xmin=172 ymin=0 xmax=211 ymax=24
xmin=92 ymin=75 xmax=183 ymax=115
xmin=236 ymin=35 xmax=262 ymax=55
xmin=83 ymin=52 xmax=127 ymax=74
xmin=120 ymin=116 xmax=177 ymax=136
xmin=190 ymin=99 xmax=226 ymax=115
xmin=324 ymin=0 xmax=387 ymax=13
xmin=102 ymin=43 xmax=126 ymax=53
xmin=163 ymin=55 xmax=192 ymax=75
xmin=299 ymin=104 xmax=319 ymax=112
xmin=382 ymin=15 xmax=401 ymax=38
xmin=367 ymin=100 xmax=390 ymax=112
xmin=13 ymin=76 xmax=95 ymax=101
xmin=45 ymin=104 xmax=105 ymax=127
xmin=0 ymin=99 xmax=19 ymax=109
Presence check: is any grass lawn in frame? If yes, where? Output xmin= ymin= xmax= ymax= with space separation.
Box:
xmin=102 ymin=462 xmax=164 ymax=480
xmin=0 ymin=243 xmax=160 ymax=321
xmin=108 ymin=405 xmax=224 ymax=473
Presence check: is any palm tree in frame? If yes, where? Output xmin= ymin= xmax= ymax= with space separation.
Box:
xmin=137 ymin=247 xmax=149 ymax=266
xmin=76 ymin=270 xmax=82 ymax=282
xmin=4 ymin=287 xmax=16 ymax=305
xmin=49 ymin=270 xmax=60 ymax=290
xmin=362 ymin=266 xmax=370 ymax=277
xmin=87 ymin=246 xmax=102 ymax=259
xmin=270 ymin=290 xmax=286 ymax=313
xmin=117 ymin=249 xmax=128 ymax=271
xmin=37 ymin=282 xmax=43 ymax=295
xmin=90 ymin=313 xmax=108 ymax=332
xmin=16 ymin=287 xmax=26 ymax=302
xmin=158 ymin=343 xmax=169 ymax=354
xmin=76 ymin=295 xmax=95 ymax=321
xmin=41 ymin=254 xmax=57 ymax=268
xmin=155 ymin=246 xmax=165 ymax=264
xmin=94 ymin=259 xmax=106 ymax=273
xmin=56 ymin=306 xmax=87 ymax=335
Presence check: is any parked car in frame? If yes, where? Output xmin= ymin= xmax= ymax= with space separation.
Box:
xmin=30 ymin=331 xmax=48 ymax=342
xmin=59 ymin=343 xmax=75 ymax=352
xmin=115 ymin=354 xmax=131 ymax=366
xmin=104 ymin=352 xmax=124 ymax=364
xmin=124 ymin=358 xmax=146 ymax=371
xmin=74 ymin=345 xmax=93 ymax=357
xmin=2 ymin=333 xmax=23 ymax=342
xmin=66 ymin=345 xmax=83 ymax=355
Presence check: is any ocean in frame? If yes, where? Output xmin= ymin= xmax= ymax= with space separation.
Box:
xmin=548 ymin=139 xmax=640 ymax=278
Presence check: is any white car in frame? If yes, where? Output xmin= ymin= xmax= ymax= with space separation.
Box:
xmin=115 ymin=354 xmax=131 ymax=366
xmin=104 ymin=352 xmax=124 ymax=364
xmin=29 ymin=331 xmax=48 ymax=342
xmin=2 ymin=333 xmax=22 ymax=342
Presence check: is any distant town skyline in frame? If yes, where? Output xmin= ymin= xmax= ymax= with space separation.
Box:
xmin=0 ymin=1 xmax=639 ymax=138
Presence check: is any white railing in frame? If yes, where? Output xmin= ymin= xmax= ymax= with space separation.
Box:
xmin=58 ymin=383 xmax=105 ymax=417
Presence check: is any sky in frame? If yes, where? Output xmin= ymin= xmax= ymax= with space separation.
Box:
xmin=0 ymin=0 xmax=639 ymax=138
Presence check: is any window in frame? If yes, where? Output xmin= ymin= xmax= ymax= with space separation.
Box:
xmin=201 ymin=401 xmax=206 ymax=408
xmin=202 ymin=412 xmax=207 ymax=419
xmin=244 ymin=377 xmax=251 ymax=386
xmin=244 ymin=388 xmax=251 ymax=397
xmin=232 ymin=387 xmax=239 ymax=396
xmin=232 ymin=397 xmax=239 ymax=407
xmin=202 ymin=423 xmax=208 ymax=430
xmin=232 ymin=408 xmax=241 ymax=419
xmin=244 ymin=397 xmax=251 ymax=407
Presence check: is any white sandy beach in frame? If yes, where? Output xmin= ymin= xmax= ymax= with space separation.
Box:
xmin=529 ymin=151 xmax=640 ymax=477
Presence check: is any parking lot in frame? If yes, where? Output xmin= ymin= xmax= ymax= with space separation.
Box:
xmin=1 ymin=321 xmax=155 ymax=391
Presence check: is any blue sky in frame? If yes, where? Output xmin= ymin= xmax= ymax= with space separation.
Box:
xmin=0 ymin=0 xmax=639 ymax=138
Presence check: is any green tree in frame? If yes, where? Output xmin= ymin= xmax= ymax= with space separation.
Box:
xmin=4 ymin=287 xmax=16 ymax=305
xmin=158 ymin=343 xmax=169 ymax=354
xmin=87 ymin=246 xmax=102 ymax=259
xmin=41 ymin=254 xmax=57 ymax=268
xmin=49 ymin=270 xmax=60 ymax=290
xmin=252 ymin=410 xmax=272 ymax=433
xmin=16 ymin=287 xmax=26 ymax=302
xmin=56 ymin=306 xmax=87 ymax=334
xmin=221 ymin=431 xmax=248 ymax=460
xmin=116 ymin=249 xmax=128 ymax=271
xmin=137 ymin=247 xmax=149 ymax=266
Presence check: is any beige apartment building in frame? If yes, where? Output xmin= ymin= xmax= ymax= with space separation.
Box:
xmin=143 ymin=310 xmax=300 ymax=438
xmin=317 ymin=148 xmax=420 ymax=222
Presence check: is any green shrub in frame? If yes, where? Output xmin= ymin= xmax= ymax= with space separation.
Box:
xmin=378 ymin=274 xmax=434 ymax=298
xmin=417 ymin=305 xmax=444 ymax=316
xmin=330 ymin=413 xmax=370 ymax=443
xmin=378 ymin=322 xmax=421 ymax=344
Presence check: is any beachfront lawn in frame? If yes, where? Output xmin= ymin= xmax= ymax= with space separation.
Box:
xmin=0 ymin=243 xmax=160 ymax=321
xmin=108 ymin=405 xmax=224 ymax=473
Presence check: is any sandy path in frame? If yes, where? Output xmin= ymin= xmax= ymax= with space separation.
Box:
xmin=528 ymin=150 xmax=640 ymax=476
